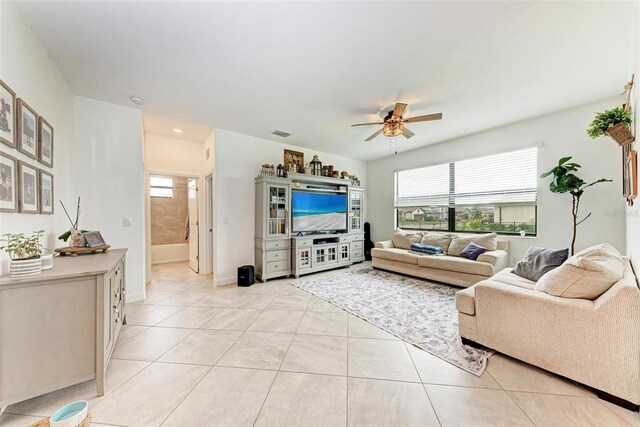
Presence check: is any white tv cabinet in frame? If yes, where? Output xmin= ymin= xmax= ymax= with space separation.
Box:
xmin=255 ymin=174 xmax=365 ymax=282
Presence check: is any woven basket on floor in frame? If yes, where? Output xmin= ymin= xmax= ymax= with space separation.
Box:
xmin=607 ymin=122 xmax=635 ymax=146
xmin=29 ymin=413 xmax=91 ymax=427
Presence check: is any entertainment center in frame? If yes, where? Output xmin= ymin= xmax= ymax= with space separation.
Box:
xmin=255 ymin=173 xmax=365 ymax=281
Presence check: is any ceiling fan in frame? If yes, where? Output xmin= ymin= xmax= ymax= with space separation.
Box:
xmin=351 ymin=103 xmax=442 ymax=141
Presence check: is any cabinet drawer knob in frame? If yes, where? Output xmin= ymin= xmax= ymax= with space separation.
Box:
xmin=113 ymin=306 xmax=119 ymax=314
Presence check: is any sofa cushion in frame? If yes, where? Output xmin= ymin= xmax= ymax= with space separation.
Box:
xmin=371 ymin=248 xmax=421 ymax=265
xmin=490 ymin=268 xmax=537 ymax=290
xmin=459 ymin=243 xmax=489 ymax=261
xmin=392 ymin=230 xmax=424 ymax=250
xmin=420 ymin=233 xmax=454 ymax=252
xmin=417 ymin=255 xmax=494 ymax=276
xmin=448 ymin=233 xmax=498 ymax=256
xmin=512 ymin=246 xmax=569 ymax=282
xmin=535 ymin=243 xmax=624 ymax=300
xmin=456 ymin=287 xmax=476 ymax=315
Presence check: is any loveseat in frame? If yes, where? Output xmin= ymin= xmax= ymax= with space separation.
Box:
xmin=372 ymin=230 xmax=509 ymax=287
xmin=456 ymin=245 xmax=640 ymax=409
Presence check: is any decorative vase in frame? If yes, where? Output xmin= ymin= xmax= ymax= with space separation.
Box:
xmin=9 ymin=257 xmax=42 ymax=277
xmin=70 ymin=228 xmax=86 ymax=248
xmin=607 ymin=122 xmax=635 ymax=146
xmin=41 ymin=249 xmax=54 ymax=270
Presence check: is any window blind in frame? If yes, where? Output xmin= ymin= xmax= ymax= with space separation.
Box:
xmin=394 ymin=147 xmax=537 ymax=208
xmin=395 ymin=162 xmax=450 ymax=207
xmin=453 ymin=147 xmax=537 ymax=205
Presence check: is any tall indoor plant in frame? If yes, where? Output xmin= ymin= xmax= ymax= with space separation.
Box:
xmin=540 ymin=157 xmax=611 ymax=255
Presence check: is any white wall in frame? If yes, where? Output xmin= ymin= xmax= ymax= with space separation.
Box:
xmin=0 ymin=1 xmax=75 ymax=274
xmin=367 ymin=98 xmax=627 ymax=263
xmin=626 ymin=2 xmax=640 ymax=269
xmin=73 ymin=96 xmax=145 ymax=301
xmin=214 ymin=128 xmax=367 ymax=284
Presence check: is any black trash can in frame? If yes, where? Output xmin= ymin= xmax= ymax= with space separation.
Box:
xmin=237 ymin=265 xmax=255 ymax=287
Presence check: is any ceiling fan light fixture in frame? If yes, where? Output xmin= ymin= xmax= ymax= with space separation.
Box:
xmin=383 ymin=123 xmax=403 ymax=137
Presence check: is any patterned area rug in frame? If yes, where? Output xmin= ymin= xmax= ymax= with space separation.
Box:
xmin=293 ymin=267 xmax=493 ymax=375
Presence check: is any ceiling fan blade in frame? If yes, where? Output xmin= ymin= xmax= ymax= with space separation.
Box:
xmin=402 ymin=127 xmax=415 ymax=139
xmin=365 ymin=128 xmax=384 ymax=141
xmin=403 ymin=113 xmax=443 ymax=123
xmin=393 ymin=102 xmax=408 ymax=118
xmin=351 ymin=122 xmax=384 ymax=127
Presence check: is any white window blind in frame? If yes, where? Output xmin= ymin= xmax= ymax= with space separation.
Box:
xmin=395 ymin=163 xmax=450 ymax=207
xmin=395 ymin=147 xmax=537 ymax=208
xmin=453 ymin=147 xmax=537 ymax=205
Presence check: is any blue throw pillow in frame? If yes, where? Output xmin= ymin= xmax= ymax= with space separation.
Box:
xmin=459 ymin=242 xmax=488 ymax=261
xmin=409 ymin=244 xmax=445 ymax=255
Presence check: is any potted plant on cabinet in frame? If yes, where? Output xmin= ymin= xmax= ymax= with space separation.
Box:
xmin=587 ymin=106 xmax=634 ymax=146
xmin=0 ymin=230 xmax=45 ymax=277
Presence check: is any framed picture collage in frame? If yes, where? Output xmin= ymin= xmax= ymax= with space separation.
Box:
xmin=0 ymin=79 xmax=54 ymax=214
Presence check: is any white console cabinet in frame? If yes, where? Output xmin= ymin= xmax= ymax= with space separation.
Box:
xmin=255 ymin=174 xmax=365 ymax=281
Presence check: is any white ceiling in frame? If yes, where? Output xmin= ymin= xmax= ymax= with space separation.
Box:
xmin=15 ymin=1 xmax=634 ymax=161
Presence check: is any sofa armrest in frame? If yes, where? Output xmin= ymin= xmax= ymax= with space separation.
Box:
xmin=476 ymin=250 xmax=509 ymax=271
xmin=375 ymin=240 xmax=394 ymax=249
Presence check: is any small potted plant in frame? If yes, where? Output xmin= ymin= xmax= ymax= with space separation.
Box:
xmin=587 ymin=106 xmax=634 ymax=146
xmin=0 ymin=230 xmax=45 ymax=277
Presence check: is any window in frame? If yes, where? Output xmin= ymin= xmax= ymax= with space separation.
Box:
xmin=395 ymin=147 xmax=537 ymax=235
xmin=150 ymin=176 xmax=173 ymax=198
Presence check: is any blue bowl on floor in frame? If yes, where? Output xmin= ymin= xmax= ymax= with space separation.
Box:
xmin=49 ymin=400 xmax=88 ymax=427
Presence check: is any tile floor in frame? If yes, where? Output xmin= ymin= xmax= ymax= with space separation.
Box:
xmin=4 ymin=261 xmax=639 ymax=427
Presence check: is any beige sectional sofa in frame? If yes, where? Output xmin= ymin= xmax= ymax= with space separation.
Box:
xmin=456 ymin=246 xmax=640 ymax=409
xmin=372 ymin=231 xmax=509 ymax=287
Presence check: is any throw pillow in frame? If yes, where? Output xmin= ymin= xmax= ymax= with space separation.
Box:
xmin=448 ymin=233 xmax=498 ymax=256
xmin=409 ymin=244 xmax=445 ymax=255
xmin=512 ymin=246 xmax=569 ymax=282
xmin=535 ymin=243 xmax=624 ymax=300
xmin=392 ymin=231 xmax=423 ymax=250
xmin=459 ymin=242 xmax=488 ymax=261
xmin=420 ymin=233 xmax=454 ymax=252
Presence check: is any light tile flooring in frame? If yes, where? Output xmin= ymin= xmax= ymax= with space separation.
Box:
xmin=4 ymin=262 xmax=640 ymax=427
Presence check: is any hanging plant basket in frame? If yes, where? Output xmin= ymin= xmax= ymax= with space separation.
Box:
xmin=607 ymin=122 xmax=635 ymax=146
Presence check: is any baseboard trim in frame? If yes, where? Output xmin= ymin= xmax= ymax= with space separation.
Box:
xmin=151 ymin=257 xmax=189 ymax=265
xmin=214 ymin=275 xmax=236 ymax=286
xmin=126 ymin=292 xmax=145 ymax=303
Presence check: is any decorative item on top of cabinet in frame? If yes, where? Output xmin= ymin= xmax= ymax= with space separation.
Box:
xmin=310 ymin=154 xmax=322 ymax=175
xmin=284 ymin=149 xmax=303 ymax=174
xmin=58 ymin=197 xmax=87 ymax=247
xmin=0 ymin=229 xmax=45 ymax=277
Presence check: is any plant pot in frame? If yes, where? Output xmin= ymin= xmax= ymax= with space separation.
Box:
xmin=607 ymin=122 xmax=635 ymax=146
xmin=9 ymin=257 xmax=42 ymax=277
xmin=41 ymin=250 xmax=54 ymax=270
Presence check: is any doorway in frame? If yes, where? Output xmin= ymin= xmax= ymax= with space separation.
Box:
xmin=148 ymin=173 xmax=199 ymax=272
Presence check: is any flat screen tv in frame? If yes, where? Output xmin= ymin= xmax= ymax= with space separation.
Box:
xmin=291 ymin=191 xmax=348 ymax=233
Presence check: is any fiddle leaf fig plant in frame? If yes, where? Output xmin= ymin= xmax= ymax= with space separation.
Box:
xmin=0 ymin=230 xmax=45 ymax=260
xmin=586 ymin=107 xmax=632 ymax=139
xmin=540 ymin=157 xmax=611 ymax=255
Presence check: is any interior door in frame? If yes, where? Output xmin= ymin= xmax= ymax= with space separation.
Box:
xmin=188 ymin=178 xmax=199 ymax=273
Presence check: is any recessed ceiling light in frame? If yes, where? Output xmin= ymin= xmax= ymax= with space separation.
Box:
xmin=129 ymin=96 xmax=144 ymax=105
xmin=173 ymin=128 xmax=183 ymax=133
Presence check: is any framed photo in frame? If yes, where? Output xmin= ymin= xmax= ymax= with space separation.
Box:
xmin=39 ymin=169 xmax=54 ymax=214
xmin=38 ymin=117 xmax=54 ymax=167
xmin=0 ymin=79 xmax=16 ymax=148
xmin=18 ymin=161 xmax=39 ymax=213
xmin=17 ymin=99 xmax=38 ymax=159
xmin=83 ymin=231 xmax=106 ymax=248
xmin=0 ymin=152 xmax=18 ymax=212
xmin=284 ymin=149 xmax=304 ymax=173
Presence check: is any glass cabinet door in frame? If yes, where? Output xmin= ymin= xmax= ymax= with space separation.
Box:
xmin=267 ymin=185 xmax=289 ymax=237
xmin=298 ymin=248 xmax=311 ymax=269
xmin=349 ymin=190 xmax=363 ymax=232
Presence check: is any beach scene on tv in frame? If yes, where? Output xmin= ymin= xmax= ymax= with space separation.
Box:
xmin=292 ymin=192 xmax=347 ymax=232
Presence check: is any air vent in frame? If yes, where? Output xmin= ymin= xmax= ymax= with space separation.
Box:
xmin=272 ymin=130 xmax=291 ymax=138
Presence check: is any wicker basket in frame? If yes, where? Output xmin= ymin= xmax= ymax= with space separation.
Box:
xmin=607 ymin=122 xmax=635 ymax=146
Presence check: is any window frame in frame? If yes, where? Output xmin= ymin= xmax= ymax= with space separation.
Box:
xmin=394 ymin=150 xmax=538 ymax=237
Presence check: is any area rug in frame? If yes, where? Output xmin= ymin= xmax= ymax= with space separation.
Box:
xmin=292 ymin=267 xmax=493 ymax=375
